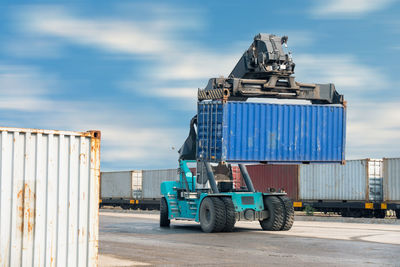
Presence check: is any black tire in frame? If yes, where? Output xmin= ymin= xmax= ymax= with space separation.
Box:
xmin=396 ymin=210 xmax=400 ymax=219
xmin=373 ymin=210 xmax=386 ymax=219
xmin=350 ymin=209 xmax=362 ymax=218
xmin=121 ymin=204 xmax=130 ymax=210
xmin=199 ymin=197 xmax=226 ymax=233
xmin=160 ymin=197 xmax=170 ymax=227
xmin=259 ymin=196 xmax=284 ymax=231
xmin=221 ymin=198 xmax=236 ymax=232
xmin=341 ymin=209 xmax=350 ymax=217
xmin=278 ymin=196 xmax=294 ymax=231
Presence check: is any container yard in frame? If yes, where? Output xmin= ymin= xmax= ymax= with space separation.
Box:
xmin=99 ymin=159 xmax=400 ymax=219
xmin=1 ymin=1 xmax=400 ymax=265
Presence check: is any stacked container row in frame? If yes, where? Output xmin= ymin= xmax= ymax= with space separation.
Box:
xmin=246 ymin=159 xmax=384 ymax=202
xmin=100 ymin=169 xmax=178 ymax=200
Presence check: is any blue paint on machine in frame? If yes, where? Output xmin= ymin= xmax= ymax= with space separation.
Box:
xmin=197 ymin=101 xmax=346 ymax=163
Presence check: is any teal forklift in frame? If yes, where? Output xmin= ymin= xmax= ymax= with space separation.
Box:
xmin=160 ymin=33 xmax=344 ymax=232
xmin=160 ymin=160 xmax=293 ymax=232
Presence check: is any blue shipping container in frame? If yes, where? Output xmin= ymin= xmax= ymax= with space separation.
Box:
xmin=197 ymin=101 xmax=346 ymax=163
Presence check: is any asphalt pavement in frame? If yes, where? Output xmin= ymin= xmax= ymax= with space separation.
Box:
xmin=99 ymin=211 xmax=400 ymax=266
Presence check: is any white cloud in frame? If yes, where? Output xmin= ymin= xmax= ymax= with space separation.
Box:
xmin=311 ymin=0 xmax=395 ymax=17
xmin=346 ymin=101 xmax=400 ymax=158
xmin=98 ymin=126 xmax=180 ymax=162
xmin=152 ymin=88 xmax=197 ymax=99
xmin=0 ymin=64 xmax=56 ymax=111
xmin=23 ymin=7 xmax=177 ymax=57
xmin=155 ymin=51 xmax=238 ymax=80
xmin=20 ymin=6 xmax=239 ymax=82
xmin=294 ymin=54 xmax=387 ymax=98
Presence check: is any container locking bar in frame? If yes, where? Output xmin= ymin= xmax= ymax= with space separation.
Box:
xmin=204 ymin=162 xmax=220 ymax=193
xmin=239 ymin=164 xmax=255 ymax=192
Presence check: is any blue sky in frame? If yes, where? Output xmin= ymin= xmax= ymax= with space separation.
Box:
xmin=0 ymin=0 xmax=399 ymax=170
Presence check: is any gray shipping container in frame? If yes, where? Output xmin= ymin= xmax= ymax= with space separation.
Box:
xmin=0 ymin=127 xmax=100 ymax=267
xmin=142 ymin=169 xmax=179 ymax=199
xmin=100 ymin=170 xmax=142 ymax=199
xmin=299 ymin=159 xmax=369 ymax=201
xmin=383 ymin=158 xmax=400 ymax=202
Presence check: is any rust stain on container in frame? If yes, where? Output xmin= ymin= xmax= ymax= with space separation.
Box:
xmin=24 ymin=183 xmax=35 ymax=235
xmin=16 ymin=183 xmax=36 ymax=237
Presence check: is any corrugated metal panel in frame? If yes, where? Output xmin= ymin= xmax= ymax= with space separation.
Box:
xmin=100 ymin=171 xmax=133 ymax=198
xmin=383 ymin=158 xmax=400 ymax=202
xmin=0 ymin=127 xmax=100 ymax=267
xmin=299 ymin=159 xmax=368 ymax=201
xmin=132 ymin=171 xmax=143 ymax=199
xmin=197 ymin=101 xmax=346 ymax=163
xmin=246 ymin=164 xmax=299 ymax=200
xmin=142 ymin=169 xmax=178 ymax=199
xmin=369 ymin=178 xmax=383 ymax=201
xmin=368 ymin=158 xmax=383 ymax=201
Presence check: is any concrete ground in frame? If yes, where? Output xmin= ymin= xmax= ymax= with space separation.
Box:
xmin=99 ymin=211 xmax=400 ymax=266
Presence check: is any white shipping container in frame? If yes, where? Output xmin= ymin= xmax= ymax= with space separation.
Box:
xmin=142 ymin=169 xmax=179 ymax=199
xmin=0 ymin=127 xmax=101 ymax=267
xmin=383 ymin=158 xmax=400 ymax=202
xmin=100 ymin=171 xmax=142 ymax=199
xmin=299 ymin=159 xmax=369 ymax=201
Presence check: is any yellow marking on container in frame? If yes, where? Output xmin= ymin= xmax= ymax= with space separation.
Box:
xmin=293 ymin=201 xmax=302 ymax=208
xmin=365 ymin=203 xmax=373 ymax=209
xmin=136 ymin=200 xmax=139 ymax=204
xmin=99 ymin=199 xmax=102 ymax=203
xmin=381 ymin=203 xmax=387 ymax=210
xmin=129 ymin=200 xmax=135 ymax=204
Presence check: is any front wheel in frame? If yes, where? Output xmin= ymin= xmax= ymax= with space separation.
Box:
xmin=221 ymin=198 xmax=236 ymax=232
xmin=199 ymin=197 xmax=226 ymax=233
xmin=396 ymin=210 xmax=400 ymax=219
xmin=160 ymin=197 xmax=170 ymax=227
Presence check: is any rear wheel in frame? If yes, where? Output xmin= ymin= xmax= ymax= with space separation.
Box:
xmin=349 ymin=209 xmax=362 ymax=218
xmin=373 ymin=210 xmax=386 ymax=219
xmin=363 ymin=210 xmax=374 ymax=218
xmin=121 ymin=204 xmax=130 ymax=210
xmin=199 ymin=197 xmax=226 ymax=233
xmin=341 ymin=209 xmax=349 ymax=217
xmin=396 ymin=210 xmax=400 ymax=219
xmin=278 ymin=196 xmax=294 ymax=231
xmin=160 ymin=197 xmax=170 ymax=227
xmin=260 ymin=196 xmax=284 ymax=231
xmin=221 ymin=198 xmax=236 ymax=232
